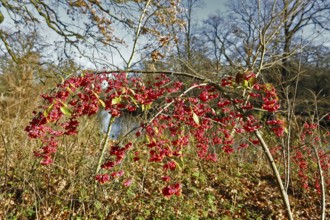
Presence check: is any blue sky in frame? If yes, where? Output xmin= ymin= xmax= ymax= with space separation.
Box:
xmin=200 ymin=0 xmax=228 ymax=18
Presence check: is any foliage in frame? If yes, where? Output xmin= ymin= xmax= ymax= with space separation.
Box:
xmin=23 ymin=70 xmax=329 ymax=215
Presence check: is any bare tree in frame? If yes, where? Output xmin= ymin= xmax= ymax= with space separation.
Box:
xmin=0 ymin=0 xmax=182 ymax=68
xmin=202 ymin=0 xmax=330 ymax=80
xmin=279 ymin=0 xmax=330 ymax=81
xmin=180 ymin=0 xmax=203 ymax=61
xmin=202 ymin=14 xmax=233 ymax=71
xmin=167 ymin=0 xmax=211 ymax=73
xmin=203 ymin=0 xmax=285 ymax=75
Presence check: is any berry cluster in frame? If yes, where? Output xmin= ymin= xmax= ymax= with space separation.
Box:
xmin=25 ymin=71 xmax=329 ymax=198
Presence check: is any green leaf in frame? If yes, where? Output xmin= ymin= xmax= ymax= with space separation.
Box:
xmin=243 ymin=79 xmax=249 ymax=88
xmin=192 ymin=112 xmax=199 ymax=125
xmin=141 ymin=103 xmax=152 ymax=112
xmin=0 ymin=12 xmax=4 ymax=24
xmin=248 ymin=77 xmax=256 ymax=85
xmin=192 ymin=172 xmax=200 ymax=177
xmin=94 ymin=200 xmax=102 ymax=210
xmin=43 ymin=104 xmax=54 ymax=117
xmin=60 ymin=106 xmax=72 ymax=116
xmin=145 ymin=103 xmax=152 ymax=111
xmin=111 ymin=97 xmax=121 ymax=105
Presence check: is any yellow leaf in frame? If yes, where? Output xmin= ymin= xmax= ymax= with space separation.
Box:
xmin=99 ymin=99 xmax=106 ymax=108
xmin=154 ymin=127 xmax=159 ymax=134
xmin=111 ymin=97 xmax=121 ymax=105
xmin=128 ymin=88 xmax=136 ymax=95
xmin=66 ymin=87 xmax=73 ymax=93
xmin=92 ymin=90 xmax=100 ymax=98
xmin=173 ymin=160 xmax=182 ymax=171
xmin=192 ymin=112 xmax=199 ymax=125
